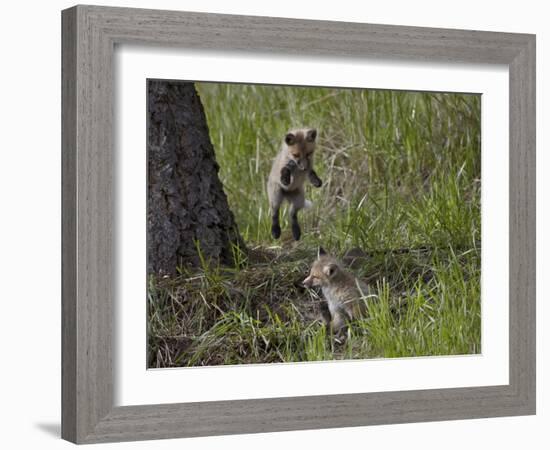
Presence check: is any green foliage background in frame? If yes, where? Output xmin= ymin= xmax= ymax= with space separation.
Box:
xmin=147 ymin=83 xmax=481 ymax=367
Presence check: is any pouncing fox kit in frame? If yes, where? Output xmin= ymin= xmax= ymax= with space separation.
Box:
xmin=267 ymin=128 xmax=323 ymax=241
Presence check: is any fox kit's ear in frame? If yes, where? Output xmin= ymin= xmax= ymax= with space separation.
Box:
xmin=318 ymin=246 xmax=327 ymax=257
xmin=285 ymin=133 xmax=296 ymax=146
xmin=306 ymin=128 xmax=317 ymax=142
xmin=323 ymin=263 xmax=338 ymax=277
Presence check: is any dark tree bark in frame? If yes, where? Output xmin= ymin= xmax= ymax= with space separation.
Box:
xmin=147 ymin=80 xmax=245 ymax=275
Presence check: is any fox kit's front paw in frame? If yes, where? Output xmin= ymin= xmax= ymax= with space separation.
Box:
xmin=280 ymin=167 xmax=292 ymax=186
xmin=308 ymin=170 xmax=323 ymax=188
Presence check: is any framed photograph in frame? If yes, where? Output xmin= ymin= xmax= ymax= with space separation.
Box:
xmin=62 ymin=5 xmax=536 ymax=444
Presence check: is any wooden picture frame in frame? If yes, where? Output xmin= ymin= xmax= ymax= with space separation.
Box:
xmin=61 ymin=4 xmax=536 ymax=444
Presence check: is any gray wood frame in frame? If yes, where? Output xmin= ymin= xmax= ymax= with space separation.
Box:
xmin=62 ymin=4 xmax=536 ymax=444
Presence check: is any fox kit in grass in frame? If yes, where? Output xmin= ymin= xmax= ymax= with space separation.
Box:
xmin=303 ymin=248 xmax=374 ymax=332
xmin=267 ymin=128 xmax=323 ymax=241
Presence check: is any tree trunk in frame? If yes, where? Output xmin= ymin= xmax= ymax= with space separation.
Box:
xmin=147 ymin=80 xmax=244 ymax=275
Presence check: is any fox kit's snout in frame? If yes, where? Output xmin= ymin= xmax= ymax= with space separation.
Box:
xmin=304 ymin=247 xmax=375 ymax=332
xmin=267 ymin=128 xmax=323 ymax=241
xmin=284 ymin=129 xmax=316 ymax=171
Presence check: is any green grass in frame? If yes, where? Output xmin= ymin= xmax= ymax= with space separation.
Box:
xmin=147 ymin=83 xmax=481 ymax=367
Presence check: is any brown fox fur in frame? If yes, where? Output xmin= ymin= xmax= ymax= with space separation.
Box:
xmin=267 ymin=128 xmax=322 ymax=241
xmin=303 ymin=248 xmax=375 ymax=331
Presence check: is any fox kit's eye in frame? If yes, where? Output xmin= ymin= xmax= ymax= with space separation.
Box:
xmin=285 ymin=133 xmax=296 ymax=146
xmin=306 ymin=129 xmax=317 ymax=142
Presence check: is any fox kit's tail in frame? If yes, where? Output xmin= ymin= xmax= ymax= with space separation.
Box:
xmin=304 ymin=199 xmax=313 ymax=210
